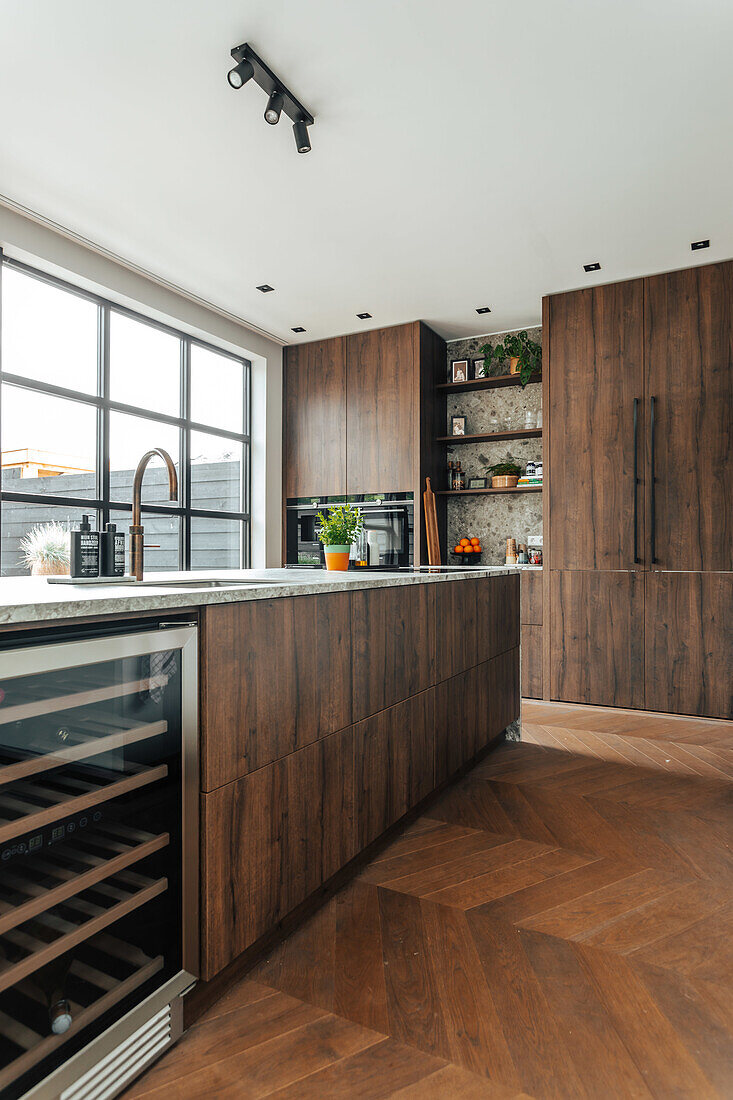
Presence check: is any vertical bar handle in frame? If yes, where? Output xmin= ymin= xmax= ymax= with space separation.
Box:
xmin=650 ymin=395 xmax=657 ymax=564
xmin=633 ymin=398 xmax=640 ymax=564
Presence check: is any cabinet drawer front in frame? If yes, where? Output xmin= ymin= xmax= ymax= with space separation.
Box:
xmin=521 ymin=625 xmax=543 ymax=699
xmin=200 ymin=593 xmax=352 ymax=789
xmin=436 ymin=575 xmax=519 ymax=682
xmin=521 ymin=570 xmax=543 ymax=625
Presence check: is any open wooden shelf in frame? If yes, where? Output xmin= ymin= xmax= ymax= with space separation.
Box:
xmin=437 ymin=371 xmax=542 ymax=394
xmin=0 ymin=933 xmax=163 ymax=1092
xmin=436 ymin=485 xmax=543 ymax=496
xmin=437 ymin=428 xmax=542 ymax=445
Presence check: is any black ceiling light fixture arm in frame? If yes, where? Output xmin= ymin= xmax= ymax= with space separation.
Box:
xmin=228 ymin=42 xmax=315 ymax=152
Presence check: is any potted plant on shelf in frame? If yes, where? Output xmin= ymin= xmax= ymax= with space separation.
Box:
xmin=478 ymin=331 xmax=542 ymax=386
xmin=19 ymin=521 xmax=70 ymax=576
xmin=316 ymin=503 xmax=363 ymax=571
xmin=486 ymin=462 xmax=522 ymax=489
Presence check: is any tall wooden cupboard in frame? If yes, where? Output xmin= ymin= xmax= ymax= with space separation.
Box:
xmin=545 ymin=260 xmax=732 ymax=718
xmin=283 ymin=321 xmax=446 ymax=565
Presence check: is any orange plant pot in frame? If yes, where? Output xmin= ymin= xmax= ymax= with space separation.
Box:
xmin=509 ymin=356 xmax=520 ymax=375
xmin=323 ymin=545 xmax=351 ymax=571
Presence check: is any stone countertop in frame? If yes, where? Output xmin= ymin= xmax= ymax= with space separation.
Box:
xmin=0 ymin=567 xmax=522 ymax=627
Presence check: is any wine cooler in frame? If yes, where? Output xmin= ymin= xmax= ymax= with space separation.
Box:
xmin=0 ymin=623 xmax=198 ymax=1099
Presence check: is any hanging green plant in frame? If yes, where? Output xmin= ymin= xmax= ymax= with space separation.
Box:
xmin=479 ymin=331 xmax=542 ymax=387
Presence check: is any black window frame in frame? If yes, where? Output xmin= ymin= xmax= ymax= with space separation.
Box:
xmin=0 ymin=251 xmax=251 ymax=573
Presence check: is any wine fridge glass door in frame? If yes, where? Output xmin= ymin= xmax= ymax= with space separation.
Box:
xmin=0 ymin=625 xmax=197 ymax=1100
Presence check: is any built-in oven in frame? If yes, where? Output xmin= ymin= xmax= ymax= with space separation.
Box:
xmin=0 ymin=621 xmax=198 ymax=1100
xmin=286 ymin=493 xmax=414 ymax=569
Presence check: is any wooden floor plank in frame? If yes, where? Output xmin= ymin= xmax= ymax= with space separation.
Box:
xmin=333 ymin=880 xmax=390 ymax=1034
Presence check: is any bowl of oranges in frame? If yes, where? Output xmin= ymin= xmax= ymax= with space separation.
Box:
xmin=452 ymin=536 xmax=483 ymax=562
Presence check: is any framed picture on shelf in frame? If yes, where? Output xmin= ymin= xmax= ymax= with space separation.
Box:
xmin=451 ymin=415 xmax=466 ymax=436
xmin=451 ymin=359 xmax=469 ymax=383
xmin=473 ymin=358 xmax=487 ymax=379
xmin=468 ymin=477 xmax=486 ymax=489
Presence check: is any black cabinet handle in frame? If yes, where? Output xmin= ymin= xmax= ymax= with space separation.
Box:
xmin=633 ymin=398 xmax=640 ymax=564
xmin=650 ymin=395 xmax=657 ymax=564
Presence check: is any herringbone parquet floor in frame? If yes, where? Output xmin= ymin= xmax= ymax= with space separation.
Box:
xmin=128 ymin=702 xmax=733 ymax=1099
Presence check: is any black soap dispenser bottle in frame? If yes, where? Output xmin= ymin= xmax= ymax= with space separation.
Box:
xmin=100 ymin=522 xmax=125 ymax=577
xmin=70 ymin=515 xmax=100 ymax=578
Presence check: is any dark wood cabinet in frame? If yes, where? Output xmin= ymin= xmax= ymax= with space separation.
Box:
xmin=351 ymin=582 xmax=436 ymax=721
xmin=548 ymin=280 xmax=645 ymax=572
xmin=282 ymin=321 xmax=446 ymax=565
xmin=346 ymin=323 xmax=417 ymax=495
xmin=355 ymin=690 xmax=435 ymax=849
xmin=200 ymin=593 xmax=352 ymax=789
xmin=645 ymin=572 xmax=732 ymax=719
xmin=520 ymin=570 xmax=543 ymax=625
xmin=550 ymin=570 xmax=645 ymax=709
xmin=200 ymin=725 xmax=356 ymax=978
xmin=644 ymin=262 xmax=733 ymax=572
xmin=435 ymin=574 xmax=519 ymax=682
xmin=521 ymin=626 xmax=543 ymax=700
xmin=283 ymin=336 xmax=347 ymax=499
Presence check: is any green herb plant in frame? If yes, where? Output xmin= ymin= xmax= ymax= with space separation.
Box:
xmin=316 ymin=503 xmax=363 ymax=547
xmin=19 ymin=521 xmax=70 ymax=571
xmin=486 ymin=462 xmax=523 ymax=478
xmin=479 ymin=330 xmax=542 ymax=387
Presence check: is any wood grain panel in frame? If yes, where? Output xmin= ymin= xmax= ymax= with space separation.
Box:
xmin=520 ymin=570 xmax=543 ymax=625
xmin=521 ymin=625 xmax=543 ymax=699
xmin=355 ymin=690 xmax=435 ymax=849
xmin=351 ymin=582 xmax=435 ymax=721
xmin=436 ymin=575 xmax=519 ymax=682
xmin=284 ymin=337 xmax=347 ymax=499
xmin=346 ymin=323 xmax=417 ymax=494
xmin=200 ymin=725 xmax=356 ymax=977
xmin=200 ymin=593 xmax=352 ymax=789
xmin=645 ymin=571 xmax=733 ymax=719
xmin=550 ymin=570 xmax=645 ymax=708
xmin=644 ymin=260 xmax=733 ymax=571
xmin=548 ymin=281 xmax=645 ymax=570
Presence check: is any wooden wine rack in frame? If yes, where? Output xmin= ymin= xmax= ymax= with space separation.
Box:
xmin=0 ymin=822 xmax=170 ymax=935
xmin=0 ymin=868 xmax=168 ymax=995
xmin=0 ymin=934 xmax=164 ymax=1093
xmin=0 ymin=762 xmax=169 ymax=846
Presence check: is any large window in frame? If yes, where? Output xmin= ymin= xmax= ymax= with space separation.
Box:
xmin=0 ymin=256 xmax=250 ymax=575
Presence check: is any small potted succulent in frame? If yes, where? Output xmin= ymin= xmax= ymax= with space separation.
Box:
xmin=487 ymin=462 xmax=522 ymax=489
xmin=316 ymin=503 xmax=363 ymax=571
xmin=479 ymin=331 xmax=542 ymax=386
xmin=19 ymin=521 xmax=70 ymax=576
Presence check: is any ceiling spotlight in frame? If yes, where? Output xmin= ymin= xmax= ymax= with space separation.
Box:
xmin=291 ymin=326 xmax=306 ymax=333
xmin=357 ymin=312 xmax=372 ymax=320
xmin=264 ymin=91 xmax=283 ymax=125
xmin=293 ymin=118 xmax=311 ymax=154
xmin=227 ymin=58 xmax=254 ymax=89
xmin=256 ymin=284 xmax=274 ymax=293
xmin=227 ymin=42 xmax=315 ymax=154
xmin=583 ymin=262 xmax=601 ymax=272
xmin=691 ymin=239 xmax=710 ymax=251
xmin=476 ymin=306 xmax=491 ymax=315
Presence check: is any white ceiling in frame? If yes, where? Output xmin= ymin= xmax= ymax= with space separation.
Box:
xmin=1 ymin=0 xmax=732 ymax=345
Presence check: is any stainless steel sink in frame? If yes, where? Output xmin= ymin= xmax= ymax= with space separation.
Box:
xmin=47 ymin=576 xmax=279 ymax=588
xmin=139 ymin=578 xmax=275 ymax=588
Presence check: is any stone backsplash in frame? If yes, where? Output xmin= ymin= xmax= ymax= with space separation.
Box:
xmin=445 ymin=326 xmax=542 ymax=564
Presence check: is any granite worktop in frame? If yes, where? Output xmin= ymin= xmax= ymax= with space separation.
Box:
xmin=0 ymin=566 xmax=526 ymax=627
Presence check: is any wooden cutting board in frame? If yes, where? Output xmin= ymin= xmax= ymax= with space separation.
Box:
xmin=423 ymin=477 xmax=441 ymax=566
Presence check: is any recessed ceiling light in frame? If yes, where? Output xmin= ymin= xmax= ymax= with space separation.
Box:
xmin=691 ymin=239 xmax=710 ymax=251
xmin=583 ymin=262 xmax=601 ymax=272
xmin=357 ymin=312 xmax=372 ymax=319
xmin=257 ymin=284 xmax=274 ymax=293
xmin=476 ymin=306 xmax=491 ymax=315
xmin=291 ymin=326 xmax=306 ymax=333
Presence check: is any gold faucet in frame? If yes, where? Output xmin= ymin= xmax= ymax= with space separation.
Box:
xmin=130 ymin=448 xmax=178 ymax=581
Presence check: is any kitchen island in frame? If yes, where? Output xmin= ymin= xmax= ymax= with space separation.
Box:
xmin=0 ymin=568 xmax=520 ymax=992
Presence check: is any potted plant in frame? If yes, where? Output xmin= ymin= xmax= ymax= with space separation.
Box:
xmin=479 ymin=331 xmax=542 ymax=387
xmin=316 ymin=503 xmax=363 ymax=571
xmin=486 ymin=461 xmax=522 ymax=489
xmin=19 ymin=521 xmax=70 ymax=576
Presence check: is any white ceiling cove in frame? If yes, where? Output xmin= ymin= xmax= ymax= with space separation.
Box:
xmin=1 ymin=0 xmax=732 ymax=344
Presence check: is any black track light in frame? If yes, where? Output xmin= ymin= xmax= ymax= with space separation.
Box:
xmin=293 ymin=118 xmax=311 ymax=154
xmin=227 ymin=58 xmax=254 ymax=89
xmin=264 ymin=91 xmax=283 ymax=125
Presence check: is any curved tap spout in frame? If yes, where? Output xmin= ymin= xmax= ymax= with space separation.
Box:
xmin=130 ymin=448 xmax=178 ymax=580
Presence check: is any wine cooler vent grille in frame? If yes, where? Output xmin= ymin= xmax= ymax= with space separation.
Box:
xmin=60 ymin=1005 xmax=172 ymax=1100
